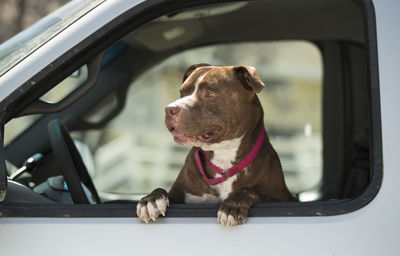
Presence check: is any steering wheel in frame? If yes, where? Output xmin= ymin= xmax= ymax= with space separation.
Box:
xmin=47 ymin=119 xmax=101 ymax=204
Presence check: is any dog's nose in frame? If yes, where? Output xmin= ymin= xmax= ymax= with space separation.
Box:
xmin=165 ymin=106 xmax=181 ymax=118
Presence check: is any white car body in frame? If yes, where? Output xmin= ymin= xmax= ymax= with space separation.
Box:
xmin=0 ymin=0 xmax=399 ymax=255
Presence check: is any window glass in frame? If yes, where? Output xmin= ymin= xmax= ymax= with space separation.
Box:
xmin=83 ymin=41 xmax=322 ymax=201
xmin=4 ymin=114 xmax=42 ymax=146
xmin=4 ymin=65 xmax=87 ymax=145
xmin=40 ymin=65 xmax=88 ymax=103
xmin=0 ymin=0 xmax=105 ymax=76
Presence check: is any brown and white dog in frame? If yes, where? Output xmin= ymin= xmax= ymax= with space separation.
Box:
xmin=137 ymin=64 xmax=295 ymax=226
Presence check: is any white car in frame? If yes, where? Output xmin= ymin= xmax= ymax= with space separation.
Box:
xmin=0 ymin=0 xmax=399 ymax=255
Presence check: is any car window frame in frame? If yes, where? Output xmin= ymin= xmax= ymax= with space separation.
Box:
xmin=0 ymin=0 xmax=382 ymax=217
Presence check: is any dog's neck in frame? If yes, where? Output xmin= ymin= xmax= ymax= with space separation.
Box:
xmin=201 ymin=135 xmax=244 ymax=171
xmin=200 ymin=121 xmax=265 ymax=177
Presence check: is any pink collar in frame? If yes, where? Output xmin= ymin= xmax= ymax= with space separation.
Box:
xmin=195 ymin=128 xmax=266 ymax=185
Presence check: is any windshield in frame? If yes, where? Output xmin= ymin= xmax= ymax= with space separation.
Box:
xmin=0 ymin=0 xmax=105 ymax=77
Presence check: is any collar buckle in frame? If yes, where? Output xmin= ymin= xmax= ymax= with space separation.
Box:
xmin=221 ymin=169 xmax=229 ymax=179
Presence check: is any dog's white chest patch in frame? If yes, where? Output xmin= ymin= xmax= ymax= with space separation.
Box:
xmin=211 ymin=176 xmax=238 ymax=200
xmin=184 ymin=193 xmax=220 ymax=203
xmin=201 ymin=135 xmax=244 ymax=200
xmin=203 ymin=136 xmax=243 ymax=169
xmin=184 ymin=136 xmax=244 ymax=203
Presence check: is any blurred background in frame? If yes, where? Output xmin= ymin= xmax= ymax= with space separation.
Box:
xmin=0 ymin=0 xmax=69 ymax=43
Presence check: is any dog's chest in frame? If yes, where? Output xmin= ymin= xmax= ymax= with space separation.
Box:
xmin=184 ymin=177 xmax=237 ymax=203
xmin=184 ymin=136 xmax=242 ymax=203
xmin=211 ymin=175 xmax=238 ymax=200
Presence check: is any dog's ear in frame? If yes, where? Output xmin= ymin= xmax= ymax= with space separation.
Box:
xmin=182 ymin=63 xmax=211 ymax=83
xmin=233 ymin=66 xmax=265 ymax=93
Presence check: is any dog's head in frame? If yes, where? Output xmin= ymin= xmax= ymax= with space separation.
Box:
xmin=165 ymin=64 xmax=265 ymax=148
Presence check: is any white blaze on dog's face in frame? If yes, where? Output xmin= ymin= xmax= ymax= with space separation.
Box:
xmin=165 ymin=64 xmax=265 ymax=148
xmin=166 ymin=71 xmax=209 ymax=115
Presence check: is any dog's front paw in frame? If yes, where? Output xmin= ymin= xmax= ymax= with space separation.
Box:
xmin=136 ymin=188 xmax=169 ymax=223
xmin=217 ymin=199 xmax=250 ymax=226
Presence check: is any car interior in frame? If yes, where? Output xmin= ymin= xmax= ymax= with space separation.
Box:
xmin=0 ymin=0 xmax=374 ymax=215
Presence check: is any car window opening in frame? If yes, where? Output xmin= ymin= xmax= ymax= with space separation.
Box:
xmin=0 ymin=0 xmax=381 ymax=218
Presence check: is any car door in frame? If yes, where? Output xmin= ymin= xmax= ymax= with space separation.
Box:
xmin=0 ymin=0 xmax=399 ymax=255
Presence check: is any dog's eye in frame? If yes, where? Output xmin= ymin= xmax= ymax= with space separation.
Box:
xmin=205 ymin=90 xmax=216 ymax=98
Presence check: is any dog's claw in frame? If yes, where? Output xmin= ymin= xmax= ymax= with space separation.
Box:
xmin=136 ymin=203 xmax=142 ymax=220
xmin=217 ymin=208 xmax=244 ymax=226
xmin=137 ymin=192 xmax=169 ymax=223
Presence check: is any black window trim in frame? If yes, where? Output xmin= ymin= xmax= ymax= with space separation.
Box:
xmin=0 ymin=0 xmax=382 ymax=217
